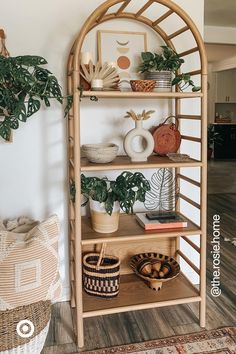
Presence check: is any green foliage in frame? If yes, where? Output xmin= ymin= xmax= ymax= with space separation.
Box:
xmin=138 ymin=45 xmax=200 ymax=92
xmin=80 ymin=171 xmax=151 ymax=215
xmin=208 ymin=124 xmax=223 ymax=148
xmin=172 ymin=73 xmax=201 ymax=92
xmin=0 ymin=55 xmax=72 ymax=141
xmin=139 ymin=46 xmax=184 ymax=73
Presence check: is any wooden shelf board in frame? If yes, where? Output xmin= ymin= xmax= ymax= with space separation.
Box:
xmin=81 ymin=155 xmax=202 ymax=172
xmin=83 ymin=273 xmax=200 ymax=318
xmin=82 ymin=214 xmax=201 ymax=245
xmin=82 ymin=91 xmax=203 ymax=99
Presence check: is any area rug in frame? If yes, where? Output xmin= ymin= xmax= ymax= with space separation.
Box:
xmin=82 ymin=327 xmax=236 ymax=354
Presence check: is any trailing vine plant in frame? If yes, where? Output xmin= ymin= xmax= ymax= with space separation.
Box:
xmin=0 ymin=55 xmax=72 ymax=141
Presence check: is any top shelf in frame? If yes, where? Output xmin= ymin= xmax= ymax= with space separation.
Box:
xmin=82 ymin=91 xmax=203 ymax=99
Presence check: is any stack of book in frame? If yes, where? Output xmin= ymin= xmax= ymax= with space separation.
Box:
xmin=135 ymin=212 xmax=188 ymax=231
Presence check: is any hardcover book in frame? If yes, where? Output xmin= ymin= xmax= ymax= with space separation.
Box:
xmin=135 ymin=213 xmax=188 ymax=230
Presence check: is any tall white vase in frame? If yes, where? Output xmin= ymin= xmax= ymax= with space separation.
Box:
xmin=124 ymin=120 xmax=154 ymax=162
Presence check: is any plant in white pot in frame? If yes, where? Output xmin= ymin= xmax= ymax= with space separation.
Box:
xmin=81 ymin=171 xmax=150 ymax=233
xmin=138 ymin=45 xmax=200 ymax=92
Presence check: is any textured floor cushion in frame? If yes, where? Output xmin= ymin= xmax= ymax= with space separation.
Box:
xmin=0 ymin=215 xmax=61 ymax=310
xmin=0 ymin=300 xmax=51 ymax=354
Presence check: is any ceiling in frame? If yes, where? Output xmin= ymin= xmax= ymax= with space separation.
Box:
xmin=205 ymin=0 xmax=236 ymax=27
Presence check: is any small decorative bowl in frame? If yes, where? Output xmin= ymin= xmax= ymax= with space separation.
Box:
xmin=130 ymin=252 xmax=180 ymax=291
xmin=130 ymin=80 xmax=156 ymax=92
xmin=82 ymin=143 xmax=119 ymax=163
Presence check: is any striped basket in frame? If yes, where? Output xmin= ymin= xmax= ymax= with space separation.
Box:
xmin=83 ymin=243 xmax=120 ymax=298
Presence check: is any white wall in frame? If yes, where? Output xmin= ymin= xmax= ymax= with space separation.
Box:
xmin=0 ymin=0 xmax=204 ymax=300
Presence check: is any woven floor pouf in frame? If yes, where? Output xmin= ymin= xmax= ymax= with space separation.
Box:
xmin=0 ymin=300 xmax=51 ymax=354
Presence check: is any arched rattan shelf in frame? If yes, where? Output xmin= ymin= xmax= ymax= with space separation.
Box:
xmin=67 ymin=0 xmax=207 ymax=348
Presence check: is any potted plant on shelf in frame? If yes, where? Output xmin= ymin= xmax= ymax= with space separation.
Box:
xmin=207 ymin=124 xmax=222 ymax=160
xmin=0 ymin=55 xmax=72 ymax=141
xmin=80 ymin=171 xmax=150 ymax=233
xmin=138 ymin=45 xmax=200 ymax=92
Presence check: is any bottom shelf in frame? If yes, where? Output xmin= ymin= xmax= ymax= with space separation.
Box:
xmin=83 ymin=273 xmax=200 ymax=318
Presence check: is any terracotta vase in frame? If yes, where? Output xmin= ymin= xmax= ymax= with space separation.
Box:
xmin=124 ymin=120 xmax=154 ymax=162
xmin=89 ymin=199 xmax=120 ymax=233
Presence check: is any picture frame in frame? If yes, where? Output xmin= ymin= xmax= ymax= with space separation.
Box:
xmin=97 ymin=30 xmax=147 ymax=88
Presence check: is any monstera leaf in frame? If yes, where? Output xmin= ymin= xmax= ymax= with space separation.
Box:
xmin=144 ymin=168 xmax=179 ymax=211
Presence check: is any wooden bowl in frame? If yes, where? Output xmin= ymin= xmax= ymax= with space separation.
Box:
xmin=130 ymin=253 xmax=180 ymax=291
xmin=130 ymin=80 xmax=156 ymax=92
xmin=82 ymin=143 xmax=119 ymax=163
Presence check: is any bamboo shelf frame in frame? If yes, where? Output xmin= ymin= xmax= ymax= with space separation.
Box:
xmin=82 ymin=90 xmax=203 ymax=99
xmin=67 ymin=0 xmax=207 ymax=348
xmin=81 ymin=213 xmax=201 ymax=245
xmin=81 ymin=155 xmax=202 ymax=172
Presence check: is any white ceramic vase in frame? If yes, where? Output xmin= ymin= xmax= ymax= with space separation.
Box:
xmin=89 ymin=199 xmax=120 ymax=233
xmin=124 ymin=120 xmax=154 ymax=162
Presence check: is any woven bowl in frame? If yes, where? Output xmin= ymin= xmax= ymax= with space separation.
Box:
xmin=82 ymin=143 xmax=119 ymax=163
xmin=130 ymin=252 xmax=180 ymax=291
xmin=130 ymin=80 xmax=156 ymax=92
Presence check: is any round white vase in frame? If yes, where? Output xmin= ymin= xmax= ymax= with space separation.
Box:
xmin=124 ymin=120 xmax=154 ymax=162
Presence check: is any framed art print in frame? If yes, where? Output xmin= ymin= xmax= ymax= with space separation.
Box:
xmin=97 ymin=30 xmax=147 ymax=88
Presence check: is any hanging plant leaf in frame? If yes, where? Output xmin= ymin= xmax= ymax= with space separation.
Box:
xmin=0 ymin=54 xmax=69 ymax=141
xmin=9 ymin=117 xmax=19 ymax=129
xmin=44 ymin=96 xmax=50 ymax=107
xmin=27 ymin=97 xmax=41 ymax=117
xmin=14 ymin=55 xmax=48 ymax=66
xmin=13 ymin=101 xmax=27 ymax=122
xmin=35 ymin=67 xmax=52 ymax=82
xmin=64 ymin=96 xmax=73 ymax=118
xmin=0 ymin=118 xmax=11 ymax=141
xmin=144 ymin=168 xmax=179 ymax=211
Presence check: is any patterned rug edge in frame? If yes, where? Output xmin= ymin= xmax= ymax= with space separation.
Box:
xmin=80 ymin=326 xmax=236 ymax=354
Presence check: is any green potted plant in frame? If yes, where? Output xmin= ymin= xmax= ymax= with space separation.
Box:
xmin=138 ymin=45 xmax=200 ymax=92
xmin=0 ymin=55 xmax=71 ymax=141
xmin=207 ymin=124 xmax=222 ymax=160
xmin=80 ymin=171 xmax=150 ymax=233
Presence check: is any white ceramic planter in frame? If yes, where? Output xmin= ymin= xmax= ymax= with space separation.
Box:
xmin=89 ymin=199 xmax=120 ymax=233
xmin=124 ymin=120 xmax=154 ymax=162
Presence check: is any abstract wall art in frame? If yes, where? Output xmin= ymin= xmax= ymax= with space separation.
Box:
xmin=97 ymin=30 xmax=147 ymax=88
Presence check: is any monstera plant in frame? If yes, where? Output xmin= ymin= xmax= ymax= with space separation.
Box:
xmin=0 ymin=55 xmax=71 ymax=141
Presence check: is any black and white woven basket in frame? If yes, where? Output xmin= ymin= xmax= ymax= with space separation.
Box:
xmin=83 ymin=243 xmax=120 ymax=298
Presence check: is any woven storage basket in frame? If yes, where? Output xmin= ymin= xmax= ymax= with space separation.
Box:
xmin=130 ymin=80 xmax=156 ymax=92
xmin=0 ymin=300 xmax=51 ymax=354
xmin=83 ymin=243 xmax=120 ymax=298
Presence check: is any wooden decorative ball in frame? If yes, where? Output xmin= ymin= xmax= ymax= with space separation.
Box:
xmin=159 ymin=263 xmax=172 ymax=278
xmin=137 ymin=258 xmax=152 ymax=276
xmin=152 ymin=260 xmax=162 ymax=272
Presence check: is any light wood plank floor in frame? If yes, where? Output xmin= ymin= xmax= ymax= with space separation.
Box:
xmin=43 ymin=160 xmax=236 ymax=353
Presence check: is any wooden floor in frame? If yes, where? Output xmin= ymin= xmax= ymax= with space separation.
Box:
xmin=43 ymin=160 xmax=236 ymax=354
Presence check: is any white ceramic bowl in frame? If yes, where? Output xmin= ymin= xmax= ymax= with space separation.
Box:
xmin=82 ymin=143 xmax=119 ymax=163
